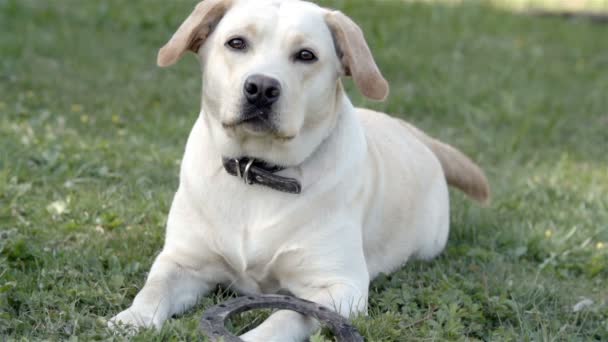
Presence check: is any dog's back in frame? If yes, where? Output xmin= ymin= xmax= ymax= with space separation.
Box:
xmin=396 ymin=120 xmax=490 ymax=205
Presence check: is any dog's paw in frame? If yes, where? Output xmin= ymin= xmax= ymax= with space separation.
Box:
xmin=108 ymin=307 xmax=158 ymax=333
xmin=240 ymin=329 xmax=283 ymax=342
xmin=239 ymin=332 xmax=262 ymax=342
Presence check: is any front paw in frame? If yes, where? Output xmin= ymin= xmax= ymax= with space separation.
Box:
xmin=240 ymin=329 xmax=285 ymax=342
xmin=240 ymin=330 xmax=263 ymax=342
xmin=108 ymin=307 xmax=160 ymax=333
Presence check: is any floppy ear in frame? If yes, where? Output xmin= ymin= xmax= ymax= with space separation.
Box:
xmin=325 ymin=11 xmax=389 ymax=101
xmin=157 ymin=0 xmax=233 ymax=67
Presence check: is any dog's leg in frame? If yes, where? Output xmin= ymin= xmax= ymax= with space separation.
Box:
xmin=240 ymin=282 xmax=368 ymax=342
xmin=109 ymin=189 xmax=226 ymax=332
xmin=108 ymin=252 xmax=218 ymax=331
xmin=241 ymin=229 xmax=369 ymax=342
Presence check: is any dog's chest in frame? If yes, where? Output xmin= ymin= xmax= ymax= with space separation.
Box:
xmin=213 ymin=220 xmax=288 ymax=294
xmin=200 ymin=183 xmax=301 ymax=292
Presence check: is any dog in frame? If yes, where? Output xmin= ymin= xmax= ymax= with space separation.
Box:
xmin=109 ymin=0 xmax=490 ymax=340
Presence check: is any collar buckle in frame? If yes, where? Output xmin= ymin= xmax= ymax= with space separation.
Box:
xmin=222 ymin=157 xmax=302 ymax=194
xmin=242 ymin=158 xmax=255 ymax=185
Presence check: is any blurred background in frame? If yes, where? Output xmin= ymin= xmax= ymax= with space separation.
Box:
xmin=1 ymin=0 xmax=607 ymax=340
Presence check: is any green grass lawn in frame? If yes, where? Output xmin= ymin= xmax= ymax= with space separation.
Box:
xmin=1 ymin=0 xmax=607 ymax=340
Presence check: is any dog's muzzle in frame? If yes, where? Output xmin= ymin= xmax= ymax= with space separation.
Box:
xmin=222 ymin=157 xmax=301 ymax=194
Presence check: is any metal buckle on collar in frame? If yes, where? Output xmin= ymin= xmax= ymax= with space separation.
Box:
xmin=234 ymin=158 xmax=241 ymax=179
xmin=243 ymin=158 xmax=255 ymax=185
xmin=224 ymin=156 xmax=300 ymax=194
xmin=234 ymin=158 xmax=256 ymax=185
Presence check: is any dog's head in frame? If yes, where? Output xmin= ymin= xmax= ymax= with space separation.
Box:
xmin=158 ymin=0 xmax=388 ymax=165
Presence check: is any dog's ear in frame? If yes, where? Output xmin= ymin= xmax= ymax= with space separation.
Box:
xmin=325 ymin=11 xmax=389 ymax=101
xmin=157 ymin=0 xmax=232 ymax=67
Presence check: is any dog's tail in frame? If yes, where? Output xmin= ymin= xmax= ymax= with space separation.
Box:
xmin=398 ymin=120 xmax=491 ymax=205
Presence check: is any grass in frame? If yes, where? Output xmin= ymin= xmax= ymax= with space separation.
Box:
xmin=1 ymin=0 xmax=607 ymax=340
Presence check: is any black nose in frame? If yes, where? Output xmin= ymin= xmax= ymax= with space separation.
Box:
xmin=243 ymin=74 xmax=281 ymax=107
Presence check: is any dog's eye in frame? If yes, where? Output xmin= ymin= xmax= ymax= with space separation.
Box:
xmin=226 ymin=37 xmax=247 ymax=51
xmin=295 ymin=49 xmax=317 ymax=63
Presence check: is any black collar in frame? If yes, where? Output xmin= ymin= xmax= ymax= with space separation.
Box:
xmin=222 ymin=157 xmax=301 ymax=194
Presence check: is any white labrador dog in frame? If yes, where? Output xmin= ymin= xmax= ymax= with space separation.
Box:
xmin=109 ymin=0 xmax=490 ymax=340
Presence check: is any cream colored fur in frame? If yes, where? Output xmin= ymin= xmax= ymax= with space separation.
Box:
xmin=108 ymin=0 xmax=489 ymax=340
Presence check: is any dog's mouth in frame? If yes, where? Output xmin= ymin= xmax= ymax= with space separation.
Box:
xmin=221 ymin=105 xmax=295 ymax=141
xmin=223 ymin=105 xmax=271 ymax=127
xmin=222 ymin=120 xmax=296 ymax=141
xmin=220 ymin=101 xmax=298 ymax=141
